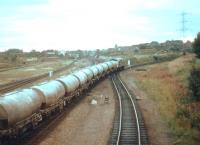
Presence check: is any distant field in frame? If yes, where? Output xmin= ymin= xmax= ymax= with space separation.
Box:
xmin=0 ymin=58 xmax=91 ymax=85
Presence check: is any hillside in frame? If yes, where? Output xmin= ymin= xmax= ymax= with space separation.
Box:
xmin=131 ymin=54 xmax=200 ymax=145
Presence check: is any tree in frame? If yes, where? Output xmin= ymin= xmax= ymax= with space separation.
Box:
xmin=6 ymin=48 xmax=23 ymax=54
xmin=189 ymin=67 xmax=200 ymax=101
xmin=193 ymin=32 xmax=200 ymax=58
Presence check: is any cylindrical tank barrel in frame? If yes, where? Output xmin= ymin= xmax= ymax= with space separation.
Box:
xmin=105 ymin=62 xmax=113 ymax=70
xmin=80 ymin=68 xmax=94 ymax=80
xmin=72 ymin=71 xmax=88 ymax=85
xmin=88 ymin=66 xmax=99 ymax=77
xmin=95 ymin=65 xmax=104 ymax=74
xmin=100 ymin=63 xmax=109 ymax=72
xmin=0 ymin=89 xmax=44 ymax=129
xmin=57 ymin=75 xmax=80 ymax=94
xmin=32 ymin=80 xmax=65 ymax=107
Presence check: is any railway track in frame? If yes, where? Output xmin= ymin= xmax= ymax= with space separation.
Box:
xmin=109 ymin=74 xmax=148 ymax=145
xmin=0 ymin=62 xmax=75 ymax=94
xmin=0 ymin=64 xmax=35 ymax=73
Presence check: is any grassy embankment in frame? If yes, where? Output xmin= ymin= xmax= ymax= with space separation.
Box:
xmin=107 ymin=48 xmax=181 ymax=66
xmin=133 ymin=54 xmax=200 ymax=145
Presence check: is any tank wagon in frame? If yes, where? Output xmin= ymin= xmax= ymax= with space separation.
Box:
xmin=0 ymin=60 xmax=122 ymax=139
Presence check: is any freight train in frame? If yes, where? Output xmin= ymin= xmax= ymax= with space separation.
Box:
xmin=0 ymin=60 xmax=123 ymax=139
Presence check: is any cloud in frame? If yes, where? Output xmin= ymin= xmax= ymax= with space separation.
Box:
xmin=0 ymin=0 xmax=154 ymax=51
xmin=0 ymin=0 xmax=198 ymax=51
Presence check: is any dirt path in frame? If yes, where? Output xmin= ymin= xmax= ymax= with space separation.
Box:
xmin=26 ymin=79 xmax=115 ymax=145
xmin=120 ymin=69 xmax=173 ymax=145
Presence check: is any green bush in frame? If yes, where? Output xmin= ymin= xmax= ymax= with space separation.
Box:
xmin=193 ymin=32 xmax=200 ymax=58
xmin=191 ymin=112 xmax=200 ymax=130
xmin=176 ymin=107 xmax=190 ymax=119
xmin=189 ymin=67 xmax=200 ymax=101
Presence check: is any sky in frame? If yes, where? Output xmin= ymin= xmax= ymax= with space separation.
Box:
xmin=0 ymin=0 xmax=200 ymax=52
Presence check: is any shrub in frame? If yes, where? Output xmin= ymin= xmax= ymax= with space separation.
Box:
xmin=193 ymin=32 xmax=200 ymax=58
xmin=189 ymin=67 xmax=200 ymax=101
xmin=176 ymin=107 xmax=190 ymax=119
xmin=191 ymin=112 xmax=200 ymax=130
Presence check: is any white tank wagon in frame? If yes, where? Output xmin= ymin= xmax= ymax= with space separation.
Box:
xmin=32 ymin=81 xmax=65 ymax=108
xmin=72 ymin=71 xmax=88 ymax=85
xmin=100 ymin=63 xmax=109 ymax=73
xmin=86 ymin=66 xmax=99 ymax=82
xmin=0 ymin=89 xmax=43 ymax=130
xmin=105 ymin=61 xmax=114 ymax=70
xmin=80 ymin=68 xmax=94 ymax=80
xmin=57 ymin=75 xmax=80 ymax=94
xmin=95 ymin=64 xmax=104 ymax=75
xmin=111 ymin=61 xmax=119 ymax=68
xmin=88 ymin=66 xmax=99 ymax=77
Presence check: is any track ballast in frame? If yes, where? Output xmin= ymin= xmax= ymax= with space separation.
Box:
xmin=109 ymin=74 xmax=148 ymax=145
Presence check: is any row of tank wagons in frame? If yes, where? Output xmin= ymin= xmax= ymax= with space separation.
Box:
xmin=0 ymin=60 xmax=119 ymax=137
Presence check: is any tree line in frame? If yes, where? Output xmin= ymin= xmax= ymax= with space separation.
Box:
xmin=183 ymin=32 xmax=200 ymax=131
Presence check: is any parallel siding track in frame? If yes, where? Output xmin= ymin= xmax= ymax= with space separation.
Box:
xmin=109 ymin=74 xmax=148 ymax=145
xmin=0 ymin=62 xmax=75 ymax=94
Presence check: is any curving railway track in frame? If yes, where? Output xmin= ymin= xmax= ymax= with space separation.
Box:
xmin=109 ymin=74 xmax=148 ymax=145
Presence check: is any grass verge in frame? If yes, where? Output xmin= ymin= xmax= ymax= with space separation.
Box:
xmin=133 ymin=54 xmax=200 ymax=145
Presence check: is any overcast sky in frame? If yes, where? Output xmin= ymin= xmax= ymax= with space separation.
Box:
xmin=0 ymin=0 xmax=199 ymax=52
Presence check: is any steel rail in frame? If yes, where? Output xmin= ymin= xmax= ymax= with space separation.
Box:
xmin=112 ymin=77 xmax=122 ymax=145
xmin=109 ymin=74 xmax=147 ymax=145
xmin=117 ymin=76 xmax=141 ymax=145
